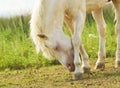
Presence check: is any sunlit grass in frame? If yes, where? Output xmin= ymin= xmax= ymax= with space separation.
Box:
xmin=0 ymin=7 xmax=116 ymax=70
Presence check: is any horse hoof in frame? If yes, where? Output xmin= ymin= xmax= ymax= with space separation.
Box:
xmin=82 ymin=67 xmax=91 ymax=74
xmin=73 ymin=73 xmax=83 ymax=80
xmin=115 ymin=61 xmax=120 ymax=68
xmin=94 ymin=62 xmax=105 ymax=69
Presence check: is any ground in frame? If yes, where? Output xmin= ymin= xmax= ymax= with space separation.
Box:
xmin=0 ymin=58 xmax=120 ymax=88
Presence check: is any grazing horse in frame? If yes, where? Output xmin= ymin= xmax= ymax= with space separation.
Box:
xmin=30 ymin=0 xmax=120 ymax=80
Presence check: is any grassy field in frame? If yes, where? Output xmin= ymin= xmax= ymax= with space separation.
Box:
xmin=0 ymin=7 xmax=116 ymax=70
xmin=0 ymin=16 xmax=60 ymax=70
xmin=0 ymin=58 xmax=120 ymax=88
xmin=0 ymin=6 xmax=120 ymax=88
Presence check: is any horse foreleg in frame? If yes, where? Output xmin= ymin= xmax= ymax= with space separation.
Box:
xmin=65 ymin=15 xmax=90 ymax=74
xmin=80 ymin=44 xmax=90 ymax=73
xmin=92 ymin=8 xmax=106 ymax=69
xmin=72 ymin=10 xmax=86 ymax=80
xmin=113 ymin=0 xmax=120 ymax=68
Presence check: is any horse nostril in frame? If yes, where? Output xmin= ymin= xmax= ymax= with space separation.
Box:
xmin=67 ymin=63 xmax=75 ymax=72
xmin=67 ymin=64 xmax=71 ymax=69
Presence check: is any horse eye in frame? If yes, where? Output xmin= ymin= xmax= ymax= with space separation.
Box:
xmin=45 ymin=44 xmax=49 ymax=48
xmin=55 ymin=46 xmax=60 ymax=51
xmin=55 ymin=46 xmax=58 ymax=50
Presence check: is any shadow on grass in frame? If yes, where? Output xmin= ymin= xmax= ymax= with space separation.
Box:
xmin=66 ymin=67 xmax=120 ymax=82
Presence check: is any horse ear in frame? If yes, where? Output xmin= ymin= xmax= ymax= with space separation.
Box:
xmin=37 ymin=34 xmax=48 ymax=40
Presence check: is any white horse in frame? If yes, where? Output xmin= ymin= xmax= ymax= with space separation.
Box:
xmin=30 ymin=0 xmax=120 ymax=80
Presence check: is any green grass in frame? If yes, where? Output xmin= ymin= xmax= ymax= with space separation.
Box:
xmin=0 ymin=16 xmax=59 ymax=70
xmin=0 ymin=7 xmax=116 ymax=70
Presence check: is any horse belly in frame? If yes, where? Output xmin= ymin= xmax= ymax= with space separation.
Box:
xmin=86 ymin=0 xmax=107 ymax=12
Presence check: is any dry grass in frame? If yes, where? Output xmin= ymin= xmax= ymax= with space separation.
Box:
xmin=0 ymin=58 xmax=120 ymax=88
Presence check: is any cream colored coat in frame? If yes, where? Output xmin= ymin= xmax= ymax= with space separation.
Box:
xmin=30 ymin=0 xmax=120 ymax=80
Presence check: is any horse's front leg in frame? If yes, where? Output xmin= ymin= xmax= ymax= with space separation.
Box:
xmin=113 ymin=0 xmax=120 ymax=68
xmin=64 ymin=13 xmax=90 ymax=74
xmin=92 ymin=8 xmax=106 ymax=69
xmin=72 ymin=11 xmax=86 ymax=80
